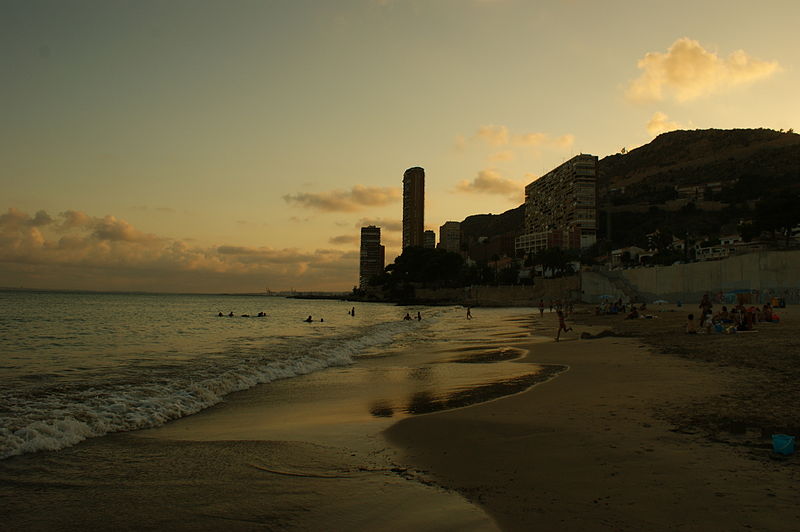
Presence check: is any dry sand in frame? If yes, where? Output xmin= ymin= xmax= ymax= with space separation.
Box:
xmin=3 ymin=306 xmax=798 ymax=530
xmin=385 ymin=306 xmax=800 ymax=531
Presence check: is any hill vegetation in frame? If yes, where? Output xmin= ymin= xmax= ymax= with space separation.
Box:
xmin=459 ymin=128 xmax=800 ymax=255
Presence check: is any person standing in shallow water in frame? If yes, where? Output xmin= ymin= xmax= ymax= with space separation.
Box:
xmin=556 ymin=310 xmax=572 ymax=341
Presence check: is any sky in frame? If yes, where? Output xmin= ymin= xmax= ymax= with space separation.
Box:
xmin=2 ymin=0 xmax=798 ymax=293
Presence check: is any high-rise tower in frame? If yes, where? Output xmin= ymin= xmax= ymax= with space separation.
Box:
xmin=359 ymin=226 xmax=384 ymax=288
xmin=402 ymin=167 xmax=425 ymax=249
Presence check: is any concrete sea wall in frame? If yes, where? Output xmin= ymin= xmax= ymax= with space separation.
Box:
xmin=582 ymin=250 xmax=800 ymax=304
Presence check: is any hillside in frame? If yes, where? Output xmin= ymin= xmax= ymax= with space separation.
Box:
xmin=599 ymin=128 xmax=800 ymax=205
xmin=460 ymin=205 xmax=524 ymax=241
xmin=460 ymin=129 xmax=800 ymax=251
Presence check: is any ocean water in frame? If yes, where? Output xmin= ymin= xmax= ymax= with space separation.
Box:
xmin=0 ymin=290 xmax=456 ymax=459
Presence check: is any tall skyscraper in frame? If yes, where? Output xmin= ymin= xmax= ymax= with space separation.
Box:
xmin=439 ymin=221 xmax=461 ymax=253
xmin=359 ymin=226 xmax=384 ymax=288
xmin=402 ymin=167 xmax=425 ymax=249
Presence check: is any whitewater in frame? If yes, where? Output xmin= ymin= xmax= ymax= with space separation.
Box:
xmin=0 ymin=290 xmax=445 ymax=459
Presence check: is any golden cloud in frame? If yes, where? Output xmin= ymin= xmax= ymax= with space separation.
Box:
xmin=0 ymin=208 xmax=360 ymax=292
xmin=466 ymin=126 xmax=575 ymax=152
xmin=355 ymin=217 xmax=402 ymax=232
xmin=456 ymin=169 xmax=525 ymax=202
xmin=646 ymin=112 xmax=682 ymax=136
xmin=626 ymin=37 xmax=781 ymax=103
xmin=283 ymin=185 xmax=401 ymax=212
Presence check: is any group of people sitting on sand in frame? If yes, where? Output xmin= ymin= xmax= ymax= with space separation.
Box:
xmin=596 ymin=298 xmax=634 ymax=315
xmin=623 ymin=303 xmax=657 ymax=320
xmin=595 ymin=298 xmax=655 ymax=320
xmin=687 ymin=296 xmax=780 ymax=334
xmin=218 ymin=311 xmax=267 ymax=317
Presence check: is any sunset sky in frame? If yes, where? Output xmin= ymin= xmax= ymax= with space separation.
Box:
xmin=2 ymin=0 xmax=798 ymax=292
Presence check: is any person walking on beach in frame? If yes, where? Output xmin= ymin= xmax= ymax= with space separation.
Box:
xmin=556 ymin=310 xmax=572 ymax=341
xmin=538 ymin=299 xmax=545 ymax=317
xmin=466 ymin=307 xmax=472 ymax=319
xmin=699 ymin=293 xmax=713 ymax=327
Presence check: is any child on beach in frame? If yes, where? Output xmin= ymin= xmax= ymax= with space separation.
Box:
xmin=686 ymin=313 xmax=697 ymax=334
xmin=556 ymin=310 xmax=572 ymax=341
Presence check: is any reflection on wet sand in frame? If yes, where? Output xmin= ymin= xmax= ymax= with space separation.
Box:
xmin=401 ymin=369 xmax=565 ymax=415
xmin=369 ymin=401 xmax=394 ymax=418
xmin=447 ymin=346 xmax=527 ymax=364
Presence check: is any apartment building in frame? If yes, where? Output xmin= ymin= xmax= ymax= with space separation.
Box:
xmin=402 ymin=167 xmax=425 ymax=248
xmin=515 ymin=154 xmax=598 ymax=256
xmin=438 ymin=221 xmax=461 ymax=253
xmin=359 ymin=226 xmax=385 ymax=288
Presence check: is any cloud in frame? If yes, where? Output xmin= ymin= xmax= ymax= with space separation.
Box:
xmin=329 ymin=235 xmax=358 ymax=245
xmin=465 ymin=126 xmax=575 ymax=153
xmin=355 ymin=217 xmax=402 ymax=232
xmin=456 ymin=169 xmax=525 ymax=201
xmin=283 ymin=185 xmax=401 ymax=212
xmin=626 ymin=37 xmax=781 ymax=103
xmin=0 ymin=208 xmax=55 ymax=231
xmin=476 ymin=125 xmax=510 ymax=147
xmin=646 ymin=112 xmax=682 ymax=135
xmin=0 ymin=208 xmax=360 ymax=292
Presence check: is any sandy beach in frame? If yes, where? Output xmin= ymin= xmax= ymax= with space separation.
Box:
xmin=387 ymin=305 xmax=800 ymax=530
xmin=2 ymin=306 xmax=798 ymax=530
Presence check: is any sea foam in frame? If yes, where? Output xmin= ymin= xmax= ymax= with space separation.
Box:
xmin=0 ymin=317 xmax=420 ymax=460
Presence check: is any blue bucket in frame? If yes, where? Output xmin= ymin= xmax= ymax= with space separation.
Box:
xmin=772 ymin=434 xmax=795 ymax=455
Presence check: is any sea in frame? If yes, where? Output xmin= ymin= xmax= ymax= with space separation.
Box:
xmin=0 ymin=289 xmax=540 ymax=461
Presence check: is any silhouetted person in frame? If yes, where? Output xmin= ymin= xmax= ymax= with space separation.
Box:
xmin=416 ymin=312 xmax=422 ymax=321
xmin=351 ymin=307 xmax=355 ymax=316
xmin=556 ymin=310 xmax=572 ymax=341
xmin=304 ymin=315 xmax=313 ymax=322
xmin=228 ymin=312 xmax=234 ymax=317
xmin=218 ymin=312 xmax=223 ymax=317
xmin=403 ymin=313 xmax=412 ymax=320
xmin=466 ymin=307 xmax=472 ymax=319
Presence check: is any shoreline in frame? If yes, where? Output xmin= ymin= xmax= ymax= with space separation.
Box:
xmin=3 ymin=306 xmax=798 ymax=530
xmin=384 ymin=308 xmax=800 ymax=530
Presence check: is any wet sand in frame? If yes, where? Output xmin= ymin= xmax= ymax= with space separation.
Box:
xmin=3 ymin=307 xmax=799 ymax=530
xmin=0 ymin=312 xmax=546 ymax=531
xmin=386 ymin=306 xmax=800 ymax=530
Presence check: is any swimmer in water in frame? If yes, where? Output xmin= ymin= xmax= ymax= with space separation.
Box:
xmin=304 ymin=315 xmax=313 ymax=322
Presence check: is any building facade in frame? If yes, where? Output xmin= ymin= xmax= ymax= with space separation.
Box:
xmin=423 ymin=230 xmax=436 ymax=249
xmin=359 ymin=226 xmax=385 ymax=288
xmin=402 ymin=167 xmax=425 ymax=248
xmin=515 ymin=154 xmax=598 ymax=256
xmin=439 ymin=221 xmax=461 ymax=253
